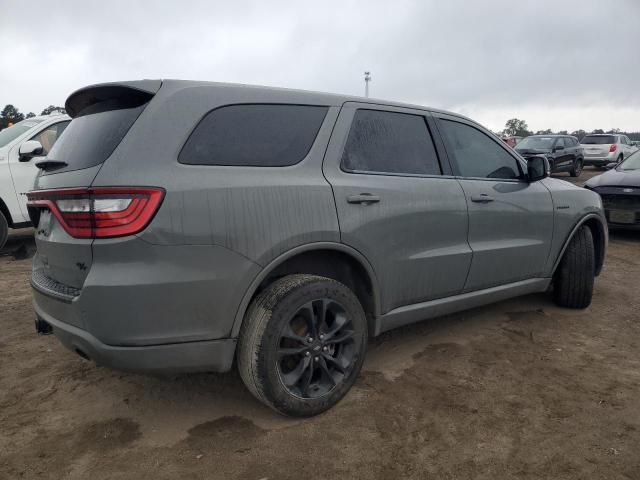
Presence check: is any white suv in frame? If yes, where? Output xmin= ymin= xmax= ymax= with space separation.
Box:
xmin=0 ymin=114 xmax=71 ymax=248
xmin=581 ymin=133 xmax=637 ymax=168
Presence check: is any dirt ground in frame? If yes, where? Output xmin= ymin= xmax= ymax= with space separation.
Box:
xmin=1 ymin=168 xmax=639 ymax=480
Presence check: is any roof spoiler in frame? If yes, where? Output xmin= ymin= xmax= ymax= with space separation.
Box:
xmin=65 ymin=80 xmax=162 ymax=118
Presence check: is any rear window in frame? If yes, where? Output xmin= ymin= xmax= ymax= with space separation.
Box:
xmin=0 ymin=119 xmax=45 ymax=148
xmin=179 ymin=104 xmax=328 ymax=167
xmin=581 ymin=135 xmax=616 ymax=144
xmin=44 ymin=98 xmax=148 ymax=174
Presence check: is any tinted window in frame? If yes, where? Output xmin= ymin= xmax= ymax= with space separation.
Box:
xmin=179 ymin=104 xmax=328 ymax=167
xmin=439 ymin=119 xmax=521 ymax=179
xmin=581 ymin=135 xmax=616 ymax=144
xmin=45 ymin=101 xmax=147 ymax=174
xmin=554 ymin=138 xmax=566 ymax=149
xmin=516 ymin=136 xmax=554 ymax=150
xmin=341 ymin=109 xmax=441 ymax=175
xmin=0 ymin=118 xmax=45 ymax=148
xmin=30 ymin=121 xmax=70 ymax=155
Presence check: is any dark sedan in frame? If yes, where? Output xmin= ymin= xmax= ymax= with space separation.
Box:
xmin=585 ymin=151 xmax=640 ymax=229
xmin=516 ymin=135 xmax=584 ymax=177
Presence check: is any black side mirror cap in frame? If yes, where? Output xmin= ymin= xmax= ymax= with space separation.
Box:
xmin=527 ymin=155 xmax=550 ymax=182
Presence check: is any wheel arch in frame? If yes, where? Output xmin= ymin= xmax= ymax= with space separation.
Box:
xmin=231 ymin=242 xmax=381 ymax=339
xmin=552 ymin=213 xmax=607 ymax=277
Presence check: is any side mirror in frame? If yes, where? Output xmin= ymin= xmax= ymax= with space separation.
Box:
xmin=19 ymin=140 xmax=44 ymax=162
xmin=527 ymin=156 xmax=550 ymax=182
xmin=605 ymin=162 xmax=618 ymax=170
xmin=553 ymin=145 xmax=565 ymax=152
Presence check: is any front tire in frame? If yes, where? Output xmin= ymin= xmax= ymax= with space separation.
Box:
xmin=237 ymin=274 xmax=368 ymax=417
xmin=0 ymin=211 xmax=8 ymax=250
xmin=553 ymin=226 xmax=595 ymax=309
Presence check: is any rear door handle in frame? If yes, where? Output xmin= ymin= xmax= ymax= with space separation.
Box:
xmin=347 ymin=193 xmax=380 ymax=204
xmin=470 ymin=194 xmax=494 ymax=203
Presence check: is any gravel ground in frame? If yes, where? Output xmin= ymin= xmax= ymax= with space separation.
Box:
xmin=1 ymin=168 xmax=639 ymax=479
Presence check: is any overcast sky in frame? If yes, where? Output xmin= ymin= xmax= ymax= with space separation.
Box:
xmin=1 ymin=0 xmax=639 ymax=132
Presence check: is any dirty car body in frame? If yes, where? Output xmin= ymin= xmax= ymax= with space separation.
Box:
xmin=29 ymin=80 xmax=607 ymax=416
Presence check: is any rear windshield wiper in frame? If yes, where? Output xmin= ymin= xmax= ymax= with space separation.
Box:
xmin=35 ymin=159 xmax=68 ymax=170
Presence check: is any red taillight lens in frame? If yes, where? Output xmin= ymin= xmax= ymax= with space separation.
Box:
xmin=27 ymin=187 xmax=165 ymax=239
xmin=609 ymin=144 xmax=617 ymax=152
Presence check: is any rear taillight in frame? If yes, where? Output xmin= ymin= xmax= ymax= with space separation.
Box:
xmin=27 ymin=187 xmax=165 ymax=239
xmin=609 ymin=144 xmax=617 ymax=152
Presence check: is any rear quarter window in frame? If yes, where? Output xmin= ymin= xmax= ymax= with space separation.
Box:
xmin=179 ymin=104 xmax=328 ymax=167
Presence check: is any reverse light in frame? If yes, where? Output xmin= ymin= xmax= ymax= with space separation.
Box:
xmin=609 ymin=144 xmax=617 ymax=153
xmin=27 ymin=187 xmax=165 ymax=239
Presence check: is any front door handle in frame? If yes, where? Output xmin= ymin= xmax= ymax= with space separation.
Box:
xmin=347 ymin=193 xmax=381 ymax=204
xmin=470 ymin=194 xmax=494 ymax=203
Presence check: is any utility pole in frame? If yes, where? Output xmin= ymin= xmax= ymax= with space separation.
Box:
xmin=364 ymin=71 xmax=371 ymax=98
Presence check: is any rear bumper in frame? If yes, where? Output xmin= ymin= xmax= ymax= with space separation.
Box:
xmin=583 ymin=157 xmax=613 ymax=166
xmin=34 ymin=299 xmax=237 ymax=373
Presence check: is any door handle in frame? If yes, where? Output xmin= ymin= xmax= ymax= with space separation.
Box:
xmin=470 ymin=194 xmax=494 ymax=203
xmin=347 ymin=193 xmax=380 ymax=204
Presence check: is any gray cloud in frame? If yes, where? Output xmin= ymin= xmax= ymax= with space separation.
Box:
xmin=1 ymin=0 xmax=639 ymax=131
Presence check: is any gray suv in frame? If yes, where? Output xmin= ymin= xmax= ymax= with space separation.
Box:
xmin=29 ymin=80 xmax=607 ymax=416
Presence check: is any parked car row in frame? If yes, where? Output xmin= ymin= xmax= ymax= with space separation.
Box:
xmin=502 ymin=133 xmax=638 ymax=175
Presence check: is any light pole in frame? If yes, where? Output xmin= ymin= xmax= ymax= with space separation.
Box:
xmin=364 ymin=71 xmax=371 ymax=98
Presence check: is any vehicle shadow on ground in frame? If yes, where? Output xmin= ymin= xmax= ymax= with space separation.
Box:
xmin=0 ymin=229 xmax=35 ymax=260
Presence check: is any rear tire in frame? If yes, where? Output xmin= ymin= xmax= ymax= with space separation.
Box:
xmin=0 ymin=211 xmax=8 ymax=251
xmin=570 ymin=158 xmax=583 ymax=177
xmin=237 ymin=274 xmax=368 ymax=417
xmin=553 ymin=226 xmax=595 ymax=309
xmin=617 ymin=155 xmax=623 ymax=164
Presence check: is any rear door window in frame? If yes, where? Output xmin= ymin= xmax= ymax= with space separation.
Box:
xmin=439 ymin=119 xmax=522 ymax=180
xmin=179 ymin=104 xmax=328 ymax=167
xmin=341 ymin=109 xmax=441 ymax=175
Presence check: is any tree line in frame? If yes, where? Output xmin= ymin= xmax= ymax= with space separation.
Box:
xmin=0 ymin=104 xmax=66 ymax=130
xmin=502 ymin=118 xmax=640 ymax=141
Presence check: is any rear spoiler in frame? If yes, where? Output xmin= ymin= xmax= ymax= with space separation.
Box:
xmin=65 ymin=80 xmax=162 ymax=118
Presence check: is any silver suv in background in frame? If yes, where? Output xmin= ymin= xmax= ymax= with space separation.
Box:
xmin=581 ymin=133 xmax=637 ymax=168
xmin=29 ymin=80 xmax=607 ymax=416
xmin=0 ymin=114 xmax=71 ymax=248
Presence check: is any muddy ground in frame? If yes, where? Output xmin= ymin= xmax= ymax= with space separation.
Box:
xmin=1 ymin=168 xmax=639 ymax=479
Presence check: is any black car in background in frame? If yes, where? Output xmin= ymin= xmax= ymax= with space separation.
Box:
xmin=585 ymin=150 xmax=640 ymax=229
xmin=516 ymin=135 xmax=584 ymax=177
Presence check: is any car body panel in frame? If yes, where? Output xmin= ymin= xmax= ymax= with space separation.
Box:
xmin=322 ymin=104 xmax=472 ymax=313
xmin=585 ymin=163 xmax=640 ymax=229
xmin=0 ymin=115 xmax=70 ymax=225
xmin=581 ymin=134 xmax=637 ymax=166
xmin=28 ymin=80 xmax=607 ymax=373
xmin=516 ymin=135 xmax=583 ymax=174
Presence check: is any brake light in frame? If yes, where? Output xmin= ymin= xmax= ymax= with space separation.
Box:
xmin=609 ymin=144 xmax=617 ymax=152
xmin=26 ymin=187 xmax=165 ymax=239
